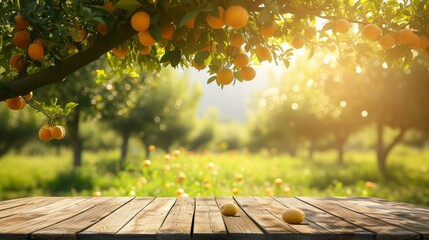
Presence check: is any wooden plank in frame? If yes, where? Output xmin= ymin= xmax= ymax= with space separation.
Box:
xmin=192 ymin=197 xmax=227 ymax=240
xmin=116 ymin=197 xmax=177 ymax=240
xmin=215 ymin=197 xmax=265 ymax=240
xmin=31 ymin=197 xmax=132 ymax=240
xmin=0 ymin=197 xmax=39 ymax=210
xmin=0 ymin=197 xmax=90 ymax=232
xmin=330 ymin=197 xmax=429 ymax=240
xmin=298 ymin=197 xmax=420 ymax=240
xmin=0 ymin=197 xmax=65 ymax=219
xmin=275 ymin=197 xmax=372 ymax=240
xmin=157 ymin=197 xmax=195 ymax=240
xmin=233 ymin=196 xmax=299 ymax=240
xmin=79 ymin=197 xmax=154 ymax=240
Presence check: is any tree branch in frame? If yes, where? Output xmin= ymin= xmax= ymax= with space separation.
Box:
xmin=0 ymin=22 xmax=137 ymax=101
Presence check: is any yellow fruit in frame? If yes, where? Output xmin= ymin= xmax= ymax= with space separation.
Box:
xmin=207 ymin=7 xmax=226 ymax=29
xmin=361 ymin=24 xmax=380 ymax=41
xmin=220 ymin=202 xmax=239 ymax=216
xmin=260 ymin=22 xmax=277 ymax=37
xmin=148 ymin=145 xmax=156 ymax=151
xmin=334 ymin=19 xmax=350 ymax=34
xmin=233 ymin=53 xmax=250 ymax=68
xmin=231 ymin=33 xmax=245 ymax=47
xmin=255 ymin=46 xmax=272 ymax=62
xmin=225 ymin=5 xmax=249 ymax=29
xmin=398 ymin=28 xmax=415 ymax=44
xmin=304 ymin=27 xmax=317 ymax=38
xmin=282 ymin=208 xmax=305 ymax=224
xmin=274 ymin=178 xmax=283 ymax=186
xmin=240 ymin=66 xmax=256 ymax=81
xmin=292 ymin=37 xmax=305 ymax=49
xmin=28 ymin=42 xmax=44 ymax=60
xmin=138 ymin=30 xmax=156 ymax=46
xmin=131 ymin=11 xmax=151 ymax=32
xmin=216 ymin=68 xmax=234 ymax=85
xmin=378 ymin=33 xmax=396 ymax=49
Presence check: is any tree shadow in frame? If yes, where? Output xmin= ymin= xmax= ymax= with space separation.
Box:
xmin=44 ymin=169 xmax=94 ymax=195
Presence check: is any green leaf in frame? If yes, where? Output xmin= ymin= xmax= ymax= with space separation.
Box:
xmin=207 ymin=75 xmax=217 ymax=84
xmin=64 ymin=102 xmax=78 ymax=115
xmin=283 ymin=58 xmax=290 ymax=68
xmin=170 ymin=48 xmax=182 ymax=67
xmin=179 ymin=9 xmax=200 ymax=27
xmin=194 ymin=51 xmax=211 ymax=65
xmin=115 ymin=0 xmax=143 ymax=12
xmin=308 ymin=47 xmax=315 ymax=60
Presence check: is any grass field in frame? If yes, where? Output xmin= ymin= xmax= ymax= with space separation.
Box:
xmin=0 ymin=145 xmax=428 ymax=206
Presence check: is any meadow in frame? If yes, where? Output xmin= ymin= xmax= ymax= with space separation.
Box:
xmin=0 ymin=144 xmax=428 ymax=206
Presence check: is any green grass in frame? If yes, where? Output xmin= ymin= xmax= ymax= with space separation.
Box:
xmin=0 ymin=145 xmax=428 ymax=206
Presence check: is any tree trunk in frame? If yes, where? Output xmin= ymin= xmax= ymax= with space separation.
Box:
xmin=120 ymin=130 xmax=131 ymax=167
xmin=335 ymin=132 xmax=348 ymax=165
xmin=308 ymin=139 xmax=315 ymax=161
xmin=142 ymin=134 xmax=151 ymax=159
xmin=70 ymin=109 xmax=82 ymax=169
xmin=376 ymin=123 xmax=406 ymax=175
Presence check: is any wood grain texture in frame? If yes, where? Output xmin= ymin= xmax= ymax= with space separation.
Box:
xmin=157 ymin=197 xmax=195 ymax=240
xmin=0 ymin=197 xmax=65 ymax=219
xmin=193 ymin=197 xmax=227 ymax=240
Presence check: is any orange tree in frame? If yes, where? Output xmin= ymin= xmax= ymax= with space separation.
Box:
xmin=1 ymin=0 xmax=429 ymax=134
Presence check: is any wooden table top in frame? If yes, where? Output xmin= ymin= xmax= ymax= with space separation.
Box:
xmin=0 ymin=196 xmax=427 ymax=240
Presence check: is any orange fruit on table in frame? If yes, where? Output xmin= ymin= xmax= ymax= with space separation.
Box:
xmin=225 ymin=5 xmax=249 ymax=29
xmin=292 ymin=37 xmax=305 ymax=49
xmin=131 ymin=11 xmax=151 ymax=32
xmin=15 ymin=14 xmax=30 ymax=30
xmin=9 ymin=54 xmax=25 ymax=71
xmin=378 ymin=33 xmax=396 ymax=49
xmin=97 ymin=22 xmax=108 ymax=35
xmin=304 ymin=27 xmax=317 ymax=38
xmin=71 ymin=27 xmax=87 ymax=42
xmin=162 ymin=24 xmax=175 ymax=39
xmin=51 ymin=125 xmax=66 ymax=140
xmin=185 ymin=15 xmax=196 ymax=28
xmin=23 ymin=92 xmax=33 ymax=101
xmin=361 ymin=24 xmax=380 ymax=41
xmin=398 ymin=28 xmax=415 ymax=45
xmin=260 ymin=22 xmax=277 ymax=37
xmin=6 ymin=96 xmax=26 ymax=110
xmin=112 ymin=45 xmax=127 ymax=57
xmin=231 ymin=33 xmax=245 ymax=47
xmin=233 ymin=53 xmax=250 ymax=68
xmin=207 ymin=7 xmax=226 ymax=29
xmin=334 ymin=19 xmax=350 ymax=34
xmin=138 ymin=30 xmax=156 ymax=46
xmin=255 ymin=46 xmax=272 ymax=62
xmin=140 ymin=46 xmax=151 ymax=55
xmin=28 ymin=42 xmax=44 ymax=60
xmin=13 ymin=30 xmax=30 ymax=49
xmin=216 ymin=68 xmax=234 ymax=85
xmin=38 ymin=125 xmax=52 ymax=141
xmin=240 ymin=66 xmax=256 ymax=81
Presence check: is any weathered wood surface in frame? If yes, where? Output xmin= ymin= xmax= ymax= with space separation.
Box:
xmin=0 ymin=197 xmax=427 ymax=240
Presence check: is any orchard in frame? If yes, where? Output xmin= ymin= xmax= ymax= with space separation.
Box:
xmin=1 ymin=0 xmax=429 ymax=140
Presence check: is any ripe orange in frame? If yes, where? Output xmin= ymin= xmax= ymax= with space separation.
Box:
xmin=185 ymin=15 xmax=196 ymax=28
xmin=334 ymin=19 xmax=350 ymax=34
xmin=162 ymin=24 xmax=175 ymax=39
xmin=71 ymin=27 xmax=87 ymax=42
xmin=419 ymin=35 xmax=429 ymax=49
xmin=23 ymin=92 xmax=33 ymax=101
xmin=378 ymin=33 xmax=396 ymax=49
xmin=6 ymin=96 xmax=26 ymax=110
xmin=148 ymin=145 xmax=156 ymax=151
xmin=140 ymin=46 xmax=151 ymax=55
xmin=112 ymin=45 xmax=127 ymax=57
xmin=304 ymin=27 xmax=317 ymax=38
xmin=225 ymin=5 xmax=249 ymax=29
xmin=216 ymin=68 xmax=234 ymax=85
xmin=13 ymin=31 xmax=30 ymax=49
xmin=9 ymin=54 xmax=25 ymax=71
xmin=260 ymin=22 xmax=277 ymax=37
xmin=361 ymin=24 xmax=380 ymax=40
xmin=103 ymin=1 xmax=116 ymax=13
xmin=207 ymin=7 xmax=226 ymax=29
xmin=138 ymin=30 xmax=156 ymax=46
xmin=240 ymin=66 xmax=256 ymax=81
xmin=409 ymin=34 xmax=421 ymax=49
xmin=201 ymin=44 xmax=216 ymax=52
xmin=38 ymin=125 xmax=52 ymax=141
xmin=131 ymin=11 xmax=151 ymax=32
xmin=15 ymin=14 xmax=30 ymax=31
xmin=97 ymin=22 xmax=108 ymax=36
xmin=192 ymin=61 xmax=206 ymax=70
xmin=231 ymin=33 xmax=245 ymax=47
xmin=255 ymin=46 xmax=272 ymax=62
xmin=51 ymin=125 xmax=66 ymax=140
xmin=398 ymin=28 xmax=415 ymax=45
xmin=292 ymin=37 xmax=305 ymax=49
xmin=233 ymin=53 xmax=249 ymax=68
xmin=28 ymin=42 xmax=44 ymax=60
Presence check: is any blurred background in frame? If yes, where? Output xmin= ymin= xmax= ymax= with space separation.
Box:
xmin=1 ymin=50 xmax=428 ymax=206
